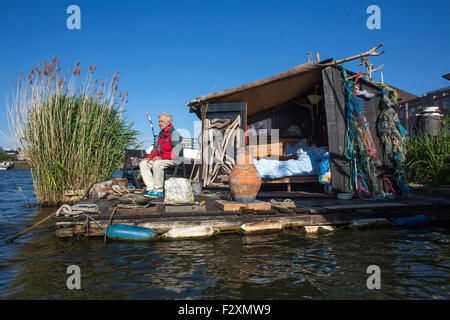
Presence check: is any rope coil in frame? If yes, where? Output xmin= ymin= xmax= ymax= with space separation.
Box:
xmin=56 ymin=204 xmax=99 ymax=217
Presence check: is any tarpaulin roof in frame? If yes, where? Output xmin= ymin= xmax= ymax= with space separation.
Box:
xmin=187 ymin=62 xmax=325 ymax=118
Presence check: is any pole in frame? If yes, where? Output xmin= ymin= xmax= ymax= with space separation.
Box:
xmin=5 ymin=211 xmax=56 ymax=243
xmin=146 ymin=112 xmax=156 ymax=137
xmin=325 ymin=44 xmax=385 ymax=66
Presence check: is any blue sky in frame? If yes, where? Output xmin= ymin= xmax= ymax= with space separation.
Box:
xmin=1 ymin=0 xmax=449 ymax=149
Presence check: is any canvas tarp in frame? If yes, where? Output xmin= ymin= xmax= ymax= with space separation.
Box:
xmin=187 ymin=62 xmax=325 ymax=118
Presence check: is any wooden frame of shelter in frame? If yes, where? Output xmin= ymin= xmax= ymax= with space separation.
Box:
xmin=187 ymin=61 xmax=396 ymax=195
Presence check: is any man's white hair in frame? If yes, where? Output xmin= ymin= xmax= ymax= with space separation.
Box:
xmin=159 ymin=112 xmax=172 ymax=123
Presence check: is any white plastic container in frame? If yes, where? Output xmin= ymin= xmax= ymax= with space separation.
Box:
xmin=164 ymin=178 xmax=195 ymax=205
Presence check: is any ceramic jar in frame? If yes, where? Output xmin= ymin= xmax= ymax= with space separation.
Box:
xmin=228 ymin=147 xmax=262 ymax=203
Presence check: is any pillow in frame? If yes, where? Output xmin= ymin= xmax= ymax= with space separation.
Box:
xmin=296 ymin=139 xmax=309 ymax=151
xmin=284 ymin=143 xmax=294 ymax=156
xmin=284 ymin=139 xmax=309 ymax=156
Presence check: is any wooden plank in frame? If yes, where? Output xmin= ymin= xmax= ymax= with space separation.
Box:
xmin=55 ymin=227 xmax=74 ymax=238
xmin=164 ymin=204 xmax=206 ymax=213
xmin=216 ymin=200 xmax=271 ymax=211
xmin=106 ymin=205 xmax=160 ymax=215
xmin=207 ymin=103 xmax=246 ymax=112
xmin=262 ymin=175 xmax=318 ymax=184
xmin=257 ymin=191 xmax=331 ymax=198
xmin=162 ymin=210 xmax=236 ymax=218
xmin=322 ymin=202 xmax=407 ymax=210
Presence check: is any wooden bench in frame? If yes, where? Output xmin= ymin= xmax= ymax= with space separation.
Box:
xmin=262 ymin=175 xmax=318 ymax=192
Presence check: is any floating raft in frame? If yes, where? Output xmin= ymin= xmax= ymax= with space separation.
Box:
xmin=54 ymin=190 xmax=450 ymax=238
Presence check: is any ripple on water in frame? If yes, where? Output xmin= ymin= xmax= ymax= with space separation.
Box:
xmin=0 ymin=170 xmax=449 ymax=299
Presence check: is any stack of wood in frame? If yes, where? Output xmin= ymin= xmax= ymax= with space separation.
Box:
xmin=202 ymin=116 xmax=242 ymax=187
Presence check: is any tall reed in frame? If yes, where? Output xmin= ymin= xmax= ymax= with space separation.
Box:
xmin=405 ymin=118 xmax=450 ymax=186
xmin=7 ymin=57 xmax=139 ymax=206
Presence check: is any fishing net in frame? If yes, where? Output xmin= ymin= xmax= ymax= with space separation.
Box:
xmin=376 ymin=85 xmax=410 ymax=195
xmin=341 ymin=69 xmax=395 ymax=200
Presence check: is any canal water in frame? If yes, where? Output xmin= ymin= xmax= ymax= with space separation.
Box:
xmin=0 ymin=169 xmax=449 ymax=300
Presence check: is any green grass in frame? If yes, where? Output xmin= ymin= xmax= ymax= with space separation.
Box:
xmin=406 ymin=118 xmax=450 ymax=187
xmin=7 ymin=57 xmax=139 ymax=206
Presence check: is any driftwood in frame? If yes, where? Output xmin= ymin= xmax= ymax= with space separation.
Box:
xmin=325 ymin=44 xmax=385 ymax=66
xmin=6 ymin=211 xmax=57 ymax=243
xmin=203 ymin=115 xmax=241 ymax=186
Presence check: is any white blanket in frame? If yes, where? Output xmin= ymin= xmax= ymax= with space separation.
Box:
xmin=254 ymin=139 xmax=328 ymax=179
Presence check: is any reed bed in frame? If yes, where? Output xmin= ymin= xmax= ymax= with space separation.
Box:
xmin=7 ymin=57 xmax=138 ymax=206
xmin=406 ymin=118 xmax=450 ymax=187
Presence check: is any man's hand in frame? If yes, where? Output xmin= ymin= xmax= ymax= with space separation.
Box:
xmin=153 ymin=156 xmax=163 ymax=161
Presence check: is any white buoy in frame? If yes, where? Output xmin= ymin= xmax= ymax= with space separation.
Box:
xmin=240 ymin=221 xmax=283 ymax=233
xmin=162 ymin=225 xmax=219 ymax=239
xmin=304 ymin=225 xmax=335 ymax=233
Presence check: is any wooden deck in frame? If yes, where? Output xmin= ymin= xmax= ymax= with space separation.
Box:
xmin=54 ymin=189 xmax=450 ymax=238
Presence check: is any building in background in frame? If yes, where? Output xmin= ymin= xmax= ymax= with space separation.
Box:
xmin=397 ymin=74 xmax=449 ymax=134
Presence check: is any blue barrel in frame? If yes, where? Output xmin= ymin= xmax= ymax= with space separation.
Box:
xmin=106 ymin=224 xmax=156 ymax=241
xmin=392 ymin=215 xmax=430 ymax=227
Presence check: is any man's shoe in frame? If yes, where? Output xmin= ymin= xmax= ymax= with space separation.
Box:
xmin=141 ymin=189 xmax=153 ymax=196
xmin=143 ymin=190 xmax=164 ymax=198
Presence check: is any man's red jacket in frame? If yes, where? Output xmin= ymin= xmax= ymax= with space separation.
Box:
xmin=144 ymin=124 xmax=182 ymax=160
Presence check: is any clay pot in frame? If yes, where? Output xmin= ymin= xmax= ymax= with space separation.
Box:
xmin=228 ymin=147 xmax=262 ymax=203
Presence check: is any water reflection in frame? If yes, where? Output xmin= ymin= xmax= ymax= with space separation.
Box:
xmin=0 ymin=170 xmax=449 ymax=299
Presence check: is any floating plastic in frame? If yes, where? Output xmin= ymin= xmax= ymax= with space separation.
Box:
xmin=240 ymin=221 xmax=283 ymax=233
xmin=106 ymin=224 xmax=156 ymax=241
xmin=304 ymin=225 xmax=335 ymax=233
xmin=392 ymin=215 xmax=430 ymax=227
xmin=162 ymin=226 xmax=219 ymax=239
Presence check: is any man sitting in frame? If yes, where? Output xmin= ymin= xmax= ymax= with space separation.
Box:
xmin=139 ymin=112 xmax=182 ymax=197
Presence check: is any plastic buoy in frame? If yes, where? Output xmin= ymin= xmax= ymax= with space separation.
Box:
xmin=304 ymin=225 xmax=335 ymax=233
xmin=106 ymin=224 xmax=156 ymax=241
xmin=240 ymin=221 xmax=283 ymax=233
xmin=162 ymin=226 xmax=219 ymax=239
xmin=392 ymin=215 xmax=430 ymax=227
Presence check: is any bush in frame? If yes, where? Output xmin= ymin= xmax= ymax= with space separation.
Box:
xmin=0 ymin=152 xmax=15 ymax=162
xmin=7 ymin=57 xmax=139 ymax=206
xmin=406 ymin=117 xmax=450 ymax=186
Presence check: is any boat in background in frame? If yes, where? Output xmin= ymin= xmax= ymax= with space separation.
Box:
xmin=0 ymin=161 xmax=15 ymax=170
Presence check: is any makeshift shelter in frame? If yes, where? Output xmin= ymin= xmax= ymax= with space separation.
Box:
xmin=187 ymin=59 xmax=407 ymax=198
